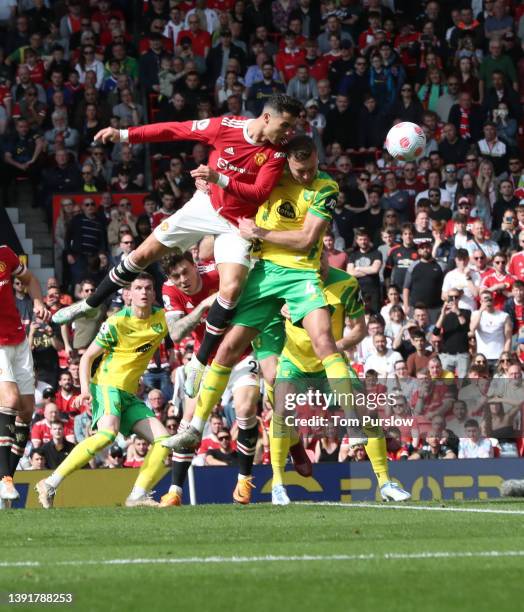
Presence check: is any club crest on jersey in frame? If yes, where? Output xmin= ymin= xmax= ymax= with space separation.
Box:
xmin=192 ymin=119 xmax=210 ymax=131
xmin=160 ymin=221 xmax=169 ymax=231
xmin=152 ymin=323 xmax=163 ymax=333
xmin=254 ymin=152 xmax=267 ymax=166
xmin=277 ymin=201 xmax=296 ymax=219
xmin=0 ymin=261 xmax=6 ymax=273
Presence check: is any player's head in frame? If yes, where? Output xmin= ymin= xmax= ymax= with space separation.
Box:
xmin=162 ymin=251 xmax=200 ymax=294
xmin=261 ymin=94 xmax=302 ymax=143
xmin=130 ymin=272 xmax=155 ymax=309
xmin=286 ymin=135 xmax=318 ymax=185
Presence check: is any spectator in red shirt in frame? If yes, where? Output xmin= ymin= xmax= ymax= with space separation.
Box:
xmin=323 ymin=232 xmax=348 ymax=270
xmin=504 ymin=280 xmax=524 ymax=335
xmin=54 ymin=372 xmax=79 ymax=418
xmin=198 ymin=414 xmax=223 ymax=456
xmin=176 ymin=16 xmax=211 ymax=58
xmin=31 ymin=402 xmax=75 ymax=448
xmin=123 ymin=437 xmax=150 ymax=468
xmin=152 ymin=192 xmax=177 ymax=229
xmin=275 ymin=30 xmax=306 ymax=83
xmin=481 ymin=253 xmax=514 ymax=310
xmin=508 ymin=230 xmax=524 ymax=281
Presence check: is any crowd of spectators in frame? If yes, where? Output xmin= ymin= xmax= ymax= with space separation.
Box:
xmin=3 ymin=0 xmax=524 ymax=471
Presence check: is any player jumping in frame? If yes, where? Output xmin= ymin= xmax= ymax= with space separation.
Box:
xmin=0 ymin=245 xmax=50 ymax=507
xmin=164 ymin=135 xmax=367 ymax=454
xmin=53 ymin=95 xmax=303 ymax=399
xmin=36 ymin=274 xmax=172 ymax=508
xmin=270 ymin=254 xmax=411 ymax=505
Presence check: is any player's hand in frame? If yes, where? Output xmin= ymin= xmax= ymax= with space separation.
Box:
xmin=280 ymin=304 xmax=291 ymax=320
xmin=238 ymin=217 xmax=260 ymax=240
xmin=190 ymin=164 xmax=219 ymax=184
xmin=201 ymin=292 xmax=217 ymax=309
xmin=33 ymin=299 xmax=51 ymax=323
xmin=194 ymin=177 xmax=210 ymax=194
xmin=73 ymin=393 xmax=92 ymax=409
xmin=94 ymin=127 xmax=120 ymax=144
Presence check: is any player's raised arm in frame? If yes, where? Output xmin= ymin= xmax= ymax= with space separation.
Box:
xmin=166 ymin=293 xmax=216 ymax=343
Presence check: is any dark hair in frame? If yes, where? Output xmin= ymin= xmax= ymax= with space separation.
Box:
xmin=464 ymin=419 xmax=479 ymax=429
xmin=401 ymin=222 xmax=414 ymax=232
xmin=411 ymin=329 xmax=426 ymax=340
xmin=263 ymin=94 xmax=303 ymax=117
xmin=133 ymin=271 xmax=155 ymax=284
xmin=455 ymin=248 xmax=469 ymax=259
xmin=30 ymin=448 xmax=45 ymax=459
xmin=287 ymin=134 xmax=316 ymax=161
xmin=161 ymin=251 xmax=195 ymax=275
xmin=354 ymin=227 xmax=370 ymax=238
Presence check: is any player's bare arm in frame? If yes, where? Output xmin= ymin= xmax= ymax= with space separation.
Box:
xmin=336 ymin=315 xmax=367 ymax=352
xmin=239 ymin=212 xmax=328 ymax=251
xmin=166 ymin=293 xmax=217 ymax=343
xmin=17 ymin=268 xmax=50 ymax=322
xmin=73 ymin=341 xmax=105 ymax=408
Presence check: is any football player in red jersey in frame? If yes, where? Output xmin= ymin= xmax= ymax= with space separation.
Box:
xmin=0 ymin=245 xmax=50 ymax=505
xmin=159 ymin=250 xmax=310 ymax=506
xmin=53 ymin=94 xmax=302 ymax=399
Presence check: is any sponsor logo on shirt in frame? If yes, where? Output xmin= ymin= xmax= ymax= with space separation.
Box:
xmin=274 ymin=152 xmax=286 ymax=159
xmin=277 ymin=201 xmax=297 ymax=219
xmin=136 ymin=343 xmax=153 ymax=353
xmin=216 ymin=157 xmax=247 ymax=174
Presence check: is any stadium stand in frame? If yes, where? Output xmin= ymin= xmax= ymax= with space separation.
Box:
xmin=1 ymin=0 xmax=524 ymax=485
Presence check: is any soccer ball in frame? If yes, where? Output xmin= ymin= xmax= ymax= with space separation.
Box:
xmin=385 ymin=122 xmax=426 ymax=161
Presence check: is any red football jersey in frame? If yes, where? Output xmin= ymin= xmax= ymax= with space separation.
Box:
xmin=128 ymin=116 xmax=287 ymax=224
xmin=509 ymin=252 xmax=524 ymax=281
xmin=481 ymin=272 xmax=514 ymax=311
xmin=31 ymin=419 xmax=74 ymax=445
xmin=162 ymin=267 xmax=220 ymax=351
xmin=0 ymin=245 xmax=26 ymax=346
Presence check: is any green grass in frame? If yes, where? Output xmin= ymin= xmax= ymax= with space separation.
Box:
xmin=1 ymin=501 xmax=524 ymax=612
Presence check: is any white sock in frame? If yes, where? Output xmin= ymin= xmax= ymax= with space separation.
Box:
xmin=168 ymin=485 xmax=183 ymax=495
xmin=128 ymin=485 xmax=146 ymax=500
xmin=45 ymin=473 xmax=63 ymax=489
xmin=190 ymin=415 xmax=205 ymax=433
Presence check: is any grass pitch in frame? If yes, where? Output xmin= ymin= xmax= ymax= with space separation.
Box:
xmin=1 ymin=501 xmax=524 ymax=612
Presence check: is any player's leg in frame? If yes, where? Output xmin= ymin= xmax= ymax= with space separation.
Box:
xmin=0 ymin=364 xmax=21 ymax=502
xmin=185 ymin=229 xmax=252 ymax=397
xmin=230 ymin=359 xmax=260 ymax=504
xmin=160 ymin=397 xmax=197 ymax=507
xmin=126 ymin=416 xmax=171 ymax=507
xmin=255 ymin=319 xmax=311 ymax=477
xmin=35 ymin=385 xmax=119 ymax=508
xmin=9 ymin=339 xmax=36 ymax=477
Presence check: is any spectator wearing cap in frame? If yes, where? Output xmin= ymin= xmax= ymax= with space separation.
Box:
xmin=438 ymin=123 xmax=469 ymax=166
xmin=206 ymin=29 xmax=246 ymax=85
xmin=318 ymin=15 xmax=353 ymax=54
xmin=104 ymin=444 xmax=124 ymax=469
xmin=275 ymin=30 xmax=306 ymax=84
xmin=286 ymin=64 xmax=319 ymax=104
xmin=403 ymin=241 xmax=444 ymax=322
xmin=477 ymin=121 xmax=507 ymax=177
xmin=304 ymin=99 xmax=326 ymax=135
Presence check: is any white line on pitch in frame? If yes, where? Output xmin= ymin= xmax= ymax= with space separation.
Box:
xmin=1 ymin=550 xmax=524 ymax=569
xmin=299 ymin=501 xmax=524 ymax=515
